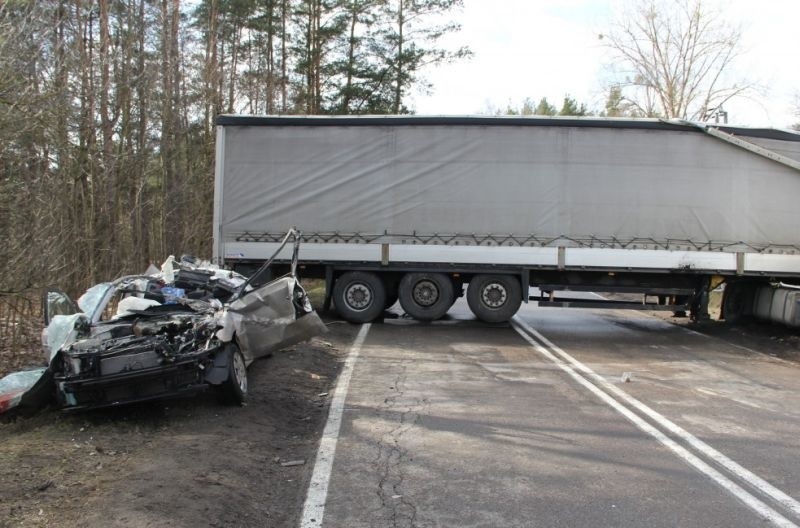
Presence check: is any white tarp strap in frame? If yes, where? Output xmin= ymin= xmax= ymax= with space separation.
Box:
xmin=673 ymin=119 xmax=800 ymax=173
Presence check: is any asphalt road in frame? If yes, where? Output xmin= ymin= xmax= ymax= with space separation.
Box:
xmin=301 ymin=299 xmax=800 ymax=528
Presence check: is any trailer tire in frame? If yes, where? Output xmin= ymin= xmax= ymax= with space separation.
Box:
xmin=333 ymin=271 xmax=386 ymax=323
xmin=467 ymin=274 xmax=522 ymax=323
xmin=398 ymin=272 xmax=454 ymax=321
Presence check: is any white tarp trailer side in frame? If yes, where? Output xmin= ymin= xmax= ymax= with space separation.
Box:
xmin=213 ymin=115 xmax=800 ymax=324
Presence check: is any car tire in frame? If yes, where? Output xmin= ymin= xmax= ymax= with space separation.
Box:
xmin=467 ymin=274 xmax=522 ymax=323
xmin=219 ymin=344 xmax=248 ymax=405
xmin=398 ymin=272 xmax=454 ymax=321
xmin=333 ymin=271 xmax=386 ymax=323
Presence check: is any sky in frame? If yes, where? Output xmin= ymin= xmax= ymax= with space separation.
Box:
xmin=409 ymin=0 xmax=800 ymax=129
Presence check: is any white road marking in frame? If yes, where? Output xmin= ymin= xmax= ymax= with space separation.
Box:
xmin=300 ymin=324 xmax=371 ymax=528
xmin=514 ymin=317 xmax=800 ymax=519
xmin=511 ymin=316 xmax=800 ymax=527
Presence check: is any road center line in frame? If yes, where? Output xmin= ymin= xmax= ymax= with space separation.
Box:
xmin=513 ymin=316 xmax=800 ymax=520
xmin=511 ymin=317 xmax=798 ymax=528
xmin=300 ymin=323 xmax=371 ymax=528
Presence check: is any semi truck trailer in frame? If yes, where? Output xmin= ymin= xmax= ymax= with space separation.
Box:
xmin=212 ymin=115 xmax=800 ymax=324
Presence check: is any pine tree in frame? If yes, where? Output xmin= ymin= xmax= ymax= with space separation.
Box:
xmin=534 ymin=97 xmax=557 ymax=116
xmin=558 ymin=95 xmax=589 ymax=116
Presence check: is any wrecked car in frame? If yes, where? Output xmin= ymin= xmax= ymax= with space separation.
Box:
xmin=4 ymin=229 xmax=325 ymax=414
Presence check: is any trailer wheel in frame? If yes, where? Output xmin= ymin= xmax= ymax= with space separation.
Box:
xmin=467 ymin=274 xmax=522 ymax=323
xmin=398 ymin=273 xmax=454 ymax=321
xmin=333 ymin=271 xmax=386 ymax=323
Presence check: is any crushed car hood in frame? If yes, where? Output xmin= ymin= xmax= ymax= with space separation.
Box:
xmin=2 ymin=231 xmax=325 ymax=415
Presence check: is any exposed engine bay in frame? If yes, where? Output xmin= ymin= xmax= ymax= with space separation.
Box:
xmin=1 ymin=229 xmax=326 ymax=415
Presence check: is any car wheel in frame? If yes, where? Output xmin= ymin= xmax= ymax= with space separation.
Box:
xmin=398 ymin=272 xmax=454 ymax=321
xmin=467 ymin=274 xmax=522 ymax=323
xmin=333 ymin=271 xmax=386 ymax=323
xmin=219 ymin=344 xmax=248 ymax=405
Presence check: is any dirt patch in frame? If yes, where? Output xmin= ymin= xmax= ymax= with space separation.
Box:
xmin=0 ymin=319 xmax=358 ymax=528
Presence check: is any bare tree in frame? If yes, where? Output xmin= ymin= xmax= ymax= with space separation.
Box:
xmin=601 ymin=0 xmax=750 ymax=120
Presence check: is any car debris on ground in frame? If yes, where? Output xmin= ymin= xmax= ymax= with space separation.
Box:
xmin=0 ymin=228 xmax=325 ymax=416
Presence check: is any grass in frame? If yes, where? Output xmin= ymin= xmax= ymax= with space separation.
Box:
xmin=301 ymin=279 xmax=327 ymax=310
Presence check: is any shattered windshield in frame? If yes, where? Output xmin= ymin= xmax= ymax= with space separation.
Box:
xmin=77 ymin=283 xmax=112 ymax=319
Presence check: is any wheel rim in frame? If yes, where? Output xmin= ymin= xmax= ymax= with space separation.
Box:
xmin=481 ymin=282 xmax=508 ymax=308
xmin=412 ymin=279 xmax=440 ymax=307
xmin=233 ymin=351 xmax=247 ymax=394
xmin=344 ymin=282 xmax=373 ymax=311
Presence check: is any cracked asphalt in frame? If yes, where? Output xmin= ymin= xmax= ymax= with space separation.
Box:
xmin=316 ymin=299 xmax=800 ymax=528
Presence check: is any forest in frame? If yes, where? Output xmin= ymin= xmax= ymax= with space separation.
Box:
xmin=1 ymin=0 xmax=796 ymax=359
xmin=0 ymin=0 xmax=471 ymax=355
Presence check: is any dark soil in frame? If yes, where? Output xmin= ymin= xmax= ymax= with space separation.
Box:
xmin=0 ymin=319 xmax=358 ymax=528
xmin=3 ymin=291 xmax=798 ymax=528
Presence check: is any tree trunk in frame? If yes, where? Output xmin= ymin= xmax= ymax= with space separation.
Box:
xmin=393 ymin=0 xmax=404 ymax=114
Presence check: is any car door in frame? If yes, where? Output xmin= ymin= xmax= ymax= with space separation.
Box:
xmin=226 ymin=276 xmax=326 ymax=364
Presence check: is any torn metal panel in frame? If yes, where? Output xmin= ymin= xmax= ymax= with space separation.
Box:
xmin=225 ymin=276 xmax=327 ymax=364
